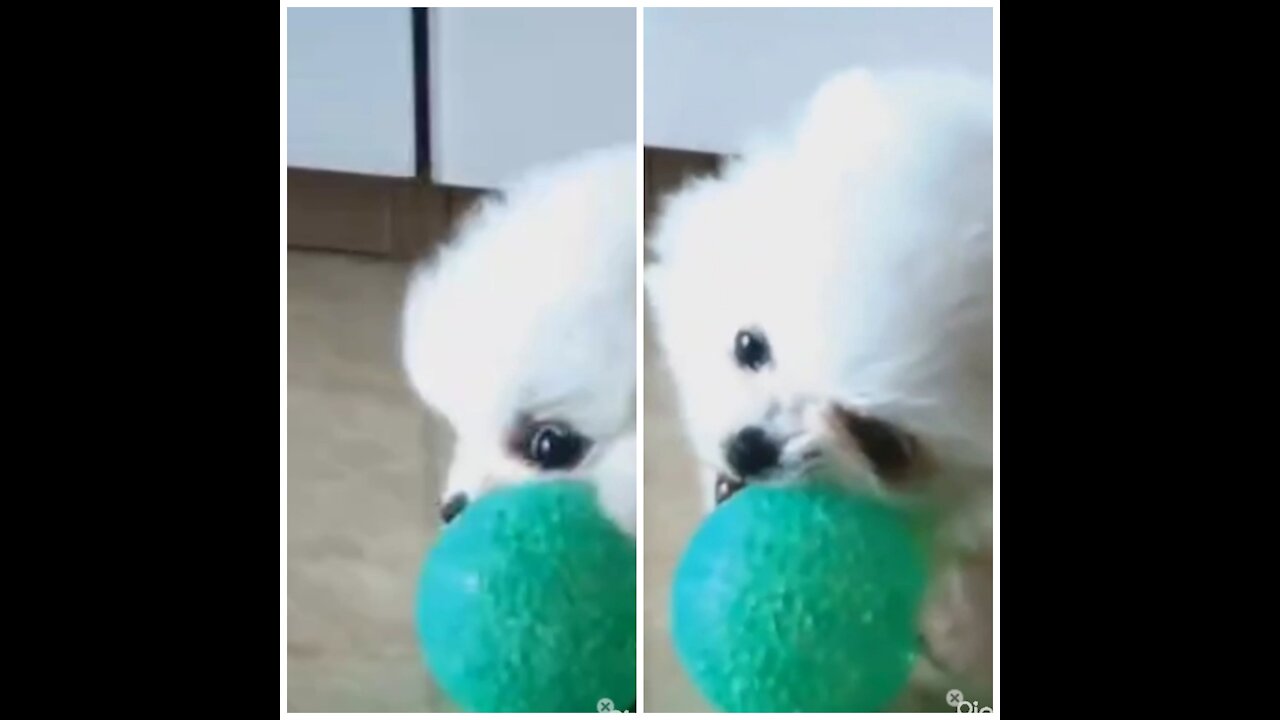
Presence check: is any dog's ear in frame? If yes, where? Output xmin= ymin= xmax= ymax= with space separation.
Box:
xmin=802 ymin=67 xmax=880 ymax=126
xmin=790 ymin=68 xmax=897 ymax=173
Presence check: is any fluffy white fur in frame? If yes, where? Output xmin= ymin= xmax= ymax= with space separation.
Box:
xmin=402 ymin=146 xmax=637 ymax=535
xmin=646 ymin=69 xmax=993 ymax=704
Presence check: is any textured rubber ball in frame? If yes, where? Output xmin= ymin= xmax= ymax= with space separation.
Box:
xmin=416 ymin=480 xmax=636 ymax=712
xmin=671 ymin=478 xmax=927 ymax=712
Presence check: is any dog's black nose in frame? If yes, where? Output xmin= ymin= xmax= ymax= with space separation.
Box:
xmin=726 ymin=426 xmax=780 ymax=479
xmin=440 ymin=493 xmax=468 ymax=524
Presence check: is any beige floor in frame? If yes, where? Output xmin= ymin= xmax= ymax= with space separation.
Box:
xmin=642 ymin=317 xmax=714 ymax=712
xmin=286 ymin=250 xmax=453 ymax=712
xmin=287 ymin=249 xmax=714 ymax=712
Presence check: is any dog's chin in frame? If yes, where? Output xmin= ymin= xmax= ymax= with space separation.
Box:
xmin=710 ymin=444 xmax=926 ymax=510
xmin=710 ymin=463 xmax=874 ymax=507
xmin=710 ymin=458 xmax=837 ymax=507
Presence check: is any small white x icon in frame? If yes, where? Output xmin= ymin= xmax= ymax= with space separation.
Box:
xmin=597 ymin=698 xmax=615 ymax=712
xmin=946 ymin=689 xmax=964 ymax=707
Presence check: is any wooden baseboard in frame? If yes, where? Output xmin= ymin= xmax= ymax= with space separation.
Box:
xmin=644 ymin=147 xmax=722 ymax=230
xmin=287 ymin=168 xmax=490 ymax=261
xmin=290 ymin=149 xmax=720 ymax=261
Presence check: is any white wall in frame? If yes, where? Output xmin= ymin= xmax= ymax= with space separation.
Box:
xmin=428 ymin=8 xmax=636 ymax=189
xmin=286 ymin=8 xmax=417 ymax=177
xmin=644 ymin=8 xmax=993 ymax=155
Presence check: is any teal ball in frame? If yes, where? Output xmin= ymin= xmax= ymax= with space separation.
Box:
xmin=671 ymin=480 xmax=927 ymax=712
xmin=416 ymin=480 xmax=636 ymax=712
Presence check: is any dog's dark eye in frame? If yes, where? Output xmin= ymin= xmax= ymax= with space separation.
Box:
xmin=734 ymin=329 xmax=772 ymax=371
xmin=523 ymin=422 xmax=589 ymax=470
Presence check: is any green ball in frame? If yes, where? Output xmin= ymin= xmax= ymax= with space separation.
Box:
xmin=416 ymin=480 xmax=636 ymax=712
xmin=671 ymin=478 xmax=927 ymax=712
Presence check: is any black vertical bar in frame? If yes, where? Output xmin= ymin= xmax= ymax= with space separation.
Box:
xmin=411 ymin=7 xmax=431 ymax=179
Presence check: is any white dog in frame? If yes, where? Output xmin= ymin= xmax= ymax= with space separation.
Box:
xmin=646 ymin=69 xmax=993 ymax=706
xmin=401 ymin=146 xmax=637 ymax=536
